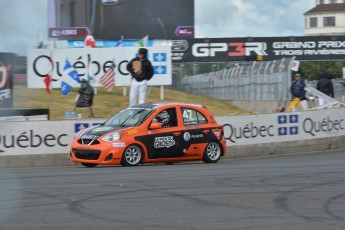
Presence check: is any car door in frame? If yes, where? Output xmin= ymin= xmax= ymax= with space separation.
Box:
xmin=134 ymin=107 xmax=186 ymax=159
xmin=178 ymin=107 xmax=221 ymax=153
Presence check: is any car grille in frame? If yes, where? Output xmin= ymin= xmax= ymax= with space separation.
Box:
xmin=78 ymin=138 xmax=100 ymax=145
xmin=74 ymin=149 xmax=101 ymax=160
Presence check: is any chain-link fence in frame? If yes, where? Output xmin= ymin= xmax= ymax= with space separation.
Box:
xmin=171 ymin=57 xmax=295 ymax=101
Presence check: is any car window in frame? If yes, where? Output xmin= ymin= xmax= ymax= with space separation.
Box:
xmin=181 ymin=108 xmax=208 ymax=125
xmin=152 ymin=108 xmax=178 ymax=128
xmin=104 ymin=108 xmax=154 ymax=127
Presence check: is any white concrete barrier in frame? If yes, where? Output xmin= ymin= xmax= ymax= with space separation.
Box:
xmin=1 ymin=108 xmax=345 ymax=168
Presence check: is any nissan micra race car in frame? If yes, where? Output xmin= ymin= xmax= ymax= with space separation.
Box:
xmin=70 ymin=102 xmax=226 ymax=167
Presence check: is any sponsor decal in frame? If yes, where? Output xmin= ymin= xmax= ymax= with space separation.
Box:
xmin=128 ymin=129 xmax=138 ymax=135
xmin=277 ymin=115 xmax=299 ymax=136
xmin=113 ymin=142 xmax=125 ymax=147
xmin=92 ymin=127 xmax=113 ymax=132
xmin=183 ymin=132 xmax=204 ymax=141
xmin=302 ymin=116 xmax=344 ymax=136
xmin=185 ymin=124 xmax=201 ymax=129
xmin=202 ymin=129 xmax=210 ymax=134
xmin=191 ymin=134 xmax=203 ymax=139
xmin=183 ymin=132 xmax=191 ymax=141
xmin=212 ymin=129 xmax=222 ymax=140
xmin=192 ymin=42 xmax=267 ymax=57
xmin=152 ymin=53 xmax=168 ymax=75
xmin=75 ymin=123 xmax=90 ymax=133
xmin=81 ymin=134 xmax=98 ymax=139
xmin=153 ymin=66 xmax=167 ymax=75
xmin=223 ymin=112 xmax=345 ymax=145
xmin=0 ymin=130 xmax=68 ymax=153
xmin=28 ymin=47 xmax=171 ymax=88
xmin=177 ymin=36 xmax=345 ymax=62
xmin=223 ymin=122 xmax=275 ymax=143
xmin=154 ymin=136 xmax=175 ymax=148
xmin=153 ymin=53 xmax=167 ymax=62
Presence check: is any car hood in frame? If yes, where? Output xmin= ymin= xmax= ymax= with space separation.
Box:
xmin=81 ymin=125 xmax=123 ymax=138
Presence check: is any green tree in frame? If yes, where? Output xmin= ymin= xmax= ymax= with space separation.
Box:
xmin=298 ymin=61 xmax=345 ymax=80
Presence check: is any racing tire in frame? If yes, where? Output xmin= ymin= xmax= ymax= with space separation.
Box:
xmin=202 ymin=142 xmax=222 ymax=163
xmin=121 ymin=145 xmax=143 ymax=166
xmin=81 ymin=163 xmax=98 ymax=168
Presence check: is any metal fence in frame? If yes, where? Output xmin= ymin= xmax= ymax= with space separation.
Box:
xmin=172 ymin=57 xmax=295 ymax=101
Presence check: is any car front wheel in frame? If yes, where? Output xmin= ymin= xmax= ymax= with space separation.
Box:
xmin=202 ymin=142 xmax=222 ymax=163
xmin=121 ymin=145 xmax=142 ymax=166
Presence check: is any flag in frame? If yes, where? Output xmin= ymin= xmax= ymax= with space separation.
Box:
xmin=60 ymin=59 xmax=80 ymax=95
xmin=290 ymin=60 xmax=300 ymax=72
xmin=99 ymin=62 xmax=115 ymax=92
xmin=87 ymin=54 xmax=95 ymax=84
xmin=135 ymin=35 xmax=148 ymax=47
xmin=44 ymin=74 xmax=52 ymax=94
xmin=84 ymin=33 xmax=95 ymax=48
xmin=43 ymin=54 xmax=53 ymax=94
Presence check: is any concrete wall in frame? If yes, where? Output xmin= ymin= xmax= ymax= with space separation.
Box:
xmin=1 ymin=135 xmax=344 ymax=168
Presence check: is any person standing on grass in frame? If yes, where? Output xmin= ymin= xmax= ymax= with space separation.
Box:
xmin=127 ymin=48 xmax=154 ymax=107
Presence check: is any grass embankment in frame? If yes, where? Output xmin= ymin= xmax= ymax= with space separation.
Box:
xmin=13 ymin=84 xmax=249 ymax=120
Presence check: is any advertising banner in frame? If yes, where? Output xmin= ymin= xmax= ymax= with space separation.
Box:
xmin=172 ymin=36 xmax=345 ymax=62
xmin=216 ymin=108 xmax=345 ymax=146
xmin=0 ymin=119 xmax=104 ymax=155
xmin=27 ymin=47 xmax=172 ymax=88
xmin=0 ymin=53 xmax=14 ymax=108
xmin=2 ymin=108 xmax=345 ymax=155
xmin=48 ymin=0 xmax=194 ymax=40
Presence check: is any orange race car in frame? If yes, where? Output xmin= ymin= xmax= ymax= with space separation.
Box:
xmin=70 ymin=102 xmax=226 ymax=167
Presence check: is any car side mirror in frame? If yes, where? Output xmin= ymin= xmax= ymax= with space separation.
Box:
xmin=150 ymin=122 xmax=162 ymax=130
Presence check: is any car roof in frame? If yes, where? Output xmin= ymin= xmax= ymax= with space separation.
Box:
xmin=130 ymin=102 xmax=207 ymax=110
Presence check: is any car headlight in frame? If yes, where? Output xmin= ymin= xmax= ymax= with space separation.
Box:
xmin=102 ymin=131 xmax=123 ymax=142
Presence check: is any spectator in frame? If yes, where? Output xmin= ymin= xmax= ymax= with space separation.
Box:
xmin=290 ymin=73 xmax=309 ymax=111
xmin=316 ymin=72 xmax=334 ymax=106
xmin=127 ymin=48 xmax=154 ymax=107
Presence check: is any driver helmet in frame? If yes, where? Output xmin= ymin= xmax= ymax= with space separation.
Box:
xmin=155 ymin=111 xmax=170 ymax=126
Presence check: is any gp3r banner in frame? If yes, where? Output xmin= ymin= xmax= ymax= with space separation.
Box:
xmin=0 ymin=53 xmax=15 ymax=108
xmin=27 ymin=47 xmax=172 ymax=88
xmin=216 ymin=108 xmax=345 ymax=146
xmin=174 ymin=36 xmax=345 ymax=62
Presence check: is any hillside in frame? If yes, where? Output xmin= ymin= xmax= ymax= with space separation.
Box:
xmin=13 ymin=84 xmax=249 ymax=120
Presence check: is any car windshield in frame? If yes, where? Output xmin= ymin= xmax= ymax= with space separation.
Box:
xmin=104 ymin=107 xmax=155 ymax=128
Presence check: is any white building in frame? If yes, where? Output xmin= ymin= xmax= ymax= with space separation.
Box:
xmin=304 ymin=0 xmax=345 ymax=36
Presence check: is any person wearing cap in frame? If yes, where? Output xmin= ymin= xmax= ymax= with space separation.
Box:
xmin=290 ymin=73 xmax=309 ymax=111
xmin=127 ymin=48 xmax=154 ymax=106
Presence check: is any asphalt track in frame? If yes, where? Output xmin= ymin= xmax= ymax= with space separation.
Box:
xmin=1 ymin=151 xmax=345 ymax=230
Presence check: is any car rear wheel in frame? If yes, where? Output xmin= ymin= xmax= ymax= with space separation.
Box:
xmin=202 ymin=142 xmax=222 ymax=163
xmin=121 ymin=145 xmax=142 ymax=166
xmin=81 ymin=163 xmax=98 ymax=167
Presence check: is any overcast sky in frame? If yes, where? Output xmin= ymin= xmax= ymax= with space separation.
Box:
xmin=195 ymin=0 xmax=315 ymax=38
xmin=0 ymin=0 xmax=316 ymax=56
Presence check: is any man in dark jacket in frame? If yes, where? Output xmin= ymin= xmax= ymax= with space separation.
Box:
xmin=127 ymin=48 xmax=154 ymax=106
xmin=290 ymin=73 xmax=309 ymax=111
xmin=316 ymin=72 xmax=334 ymax=106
